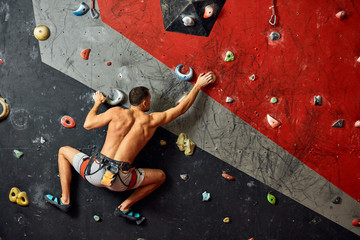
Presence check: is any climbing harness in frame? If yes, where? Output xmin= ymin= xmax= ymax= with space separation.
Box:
xmin=81 ymin=153 xmax=137 ymax=190
xmin=0 ymin=97 xmax=10 ymax=120
xmin=269 ymin=0 xmax=277 ymax=26
xmin=90 ymin=0 xmax=100 ymax=19
xmin=61 ymin=115 xmax=76 ymax=128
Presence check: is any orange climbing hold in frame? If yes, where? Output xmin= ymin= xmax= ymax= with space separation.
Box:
xmin=203 ymin=5 xmax=214 ymax=18
xmin=61 ymin=115 xmax=76 ymax=128
xmin=267 ymin=114 xmax=281 ymax=128
xmin=222 ymin=172 xmax=235 ymax=181
xmin=81 ymin=49 xmax=91 ymax=60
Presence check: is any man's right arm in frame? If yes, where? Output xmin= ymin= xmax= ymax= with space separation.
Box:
xmin=150 ymin=72 xmax=215 ymax=127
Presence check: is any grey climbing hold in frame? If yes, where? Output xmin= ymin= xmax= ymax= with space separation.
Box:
xmin=14 ymin=149 xmax=24 ymax=159
xmin=332 ymin=120 xmax=344 ymax=128
xmin=202 ymin=191 xmax=210 ymax=201
xmin=269 ymin=32 xmax=281 ymax=40
xmin=182 ymin=16 xmax=195 ymax=27
xmin=226 ymin=97 xmax=234 ymax=103
xmin=106 ymin=89 xmax=125 ymax=106
xmin=224 ymin=51 xmax=234 ymax=62
xmin=314 ymin=95 xmax=322 ymax=106
xmin=175 ymin=64 xmax=193 ymax=81
xmin=270 ymin=97 xmax=278 ymax=104
xmin=331 ymin=196 xmax=341 ymax=204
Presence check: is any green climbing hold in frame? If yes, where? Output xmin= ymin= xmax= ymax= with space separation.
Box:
xmin=13 ymin=150 xmax=24 ymax=159
xmin=224 ymin=51 xmax=234 ymax=62
xmin=267 ymin=193 xmax=276 ymax=205
xmin=270 ymin=97 xmax=278 ymax=104
xmin=93 ymin=215 xmax=101 ymax=222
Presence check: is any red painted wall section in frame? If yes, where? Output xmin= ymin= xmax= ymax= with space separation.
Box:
xmin=98 ymin=0 xmax=360 ymax=200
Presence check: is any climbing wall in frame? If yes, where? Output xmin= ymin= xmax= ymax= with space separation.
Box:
xmin=98 ymin=0 xmax=360 ymax=201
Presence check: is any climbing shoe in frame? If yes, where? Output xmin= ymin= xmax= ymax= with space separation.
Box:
xmin=114 ymin=207 xmax=146 ymax=225
xmin=44 ymin=194 xmax=70 ymax=212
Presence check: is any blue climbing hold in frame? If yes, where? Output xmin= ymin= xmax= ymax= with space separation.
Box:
xmin=175 ymin=64 xmax=194 ymax=81
xmin=73 ymin=2 xmax=89 ymax=16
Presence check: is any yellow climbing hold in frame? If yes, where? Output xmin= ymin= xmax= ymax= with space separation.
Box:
xmin=17 ymin=191 xmax=29 ymax=206
xmin=9 ymin=187 xmax=20 ymax=203
xmin=34 ymin=25 xmax=50 ymax=41
xmin=223 ymin=217 xmax=230 ymax=223
xmin=176 ymin=133 xmax=196 ymax=156
xmin=0 ymin=97 xmax=10 ymax=120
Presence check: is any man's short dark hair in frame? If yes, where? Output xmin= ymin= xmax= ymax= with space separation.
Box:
xmin=129 ymin=86 xmax=149 ymax=106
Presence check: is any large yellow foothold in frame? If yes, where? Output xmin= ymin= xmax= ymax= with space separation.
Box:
xmin=176 ymin=133 xmax=196 ymax=156
xmin=9 ymin=187 xmax=20 ymax=203
xmin=34 ymin=25 xmax=50 ymax=41
xmin=184 ymin=138 xmax=195 ymax=156
xmin=16 ymin=191 xmax=29 ymax=207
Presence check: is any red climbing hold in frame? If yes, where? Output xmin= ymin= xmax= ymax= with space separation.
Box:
xmin=336 ymin=11 xmax=347 ymax=20
xmin=0 ymin=59 xmax=3 ymax=64
xmin=61 ymin=116 xmax=76 ymax=128
xmin=352 ymin=219 xmax=360 ymax=226
xmin=81 ymin=49 xmax=91 ymax=60
xmin=267 ymin=114 xmax=281 ymax=128
xmin=222 ymin=172 xmax=235 ymax=181
xmin=106 ymin=61 xmax=112 ymax=66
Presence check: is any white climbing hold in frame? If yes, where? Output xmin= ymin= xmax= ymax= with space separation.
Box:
xmin=267 ymin=114 xmax=281 ymax=128
xmin=226 ymin=97 xmax=234 ymax=103
xmin=354 ymin=120 xmax=360 ymax=128
xmin=40 ymin=137 xmax=46 ymax=144
xmin=182 ymin=16 xmax=195 ymax=26
xmin=249 ymin=74 xmax=256 ymax=81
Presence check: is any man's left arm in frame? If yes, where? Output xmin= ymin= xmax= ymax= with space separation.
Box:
xmin=83 ymin=91 xmax=113 ymax=130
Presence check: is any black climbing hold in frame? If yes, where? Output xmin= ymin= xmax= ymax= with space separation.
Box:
xmin=314 ymin=95 xmax=322 ymax=106
xmin=331 ymin=196 xmax=341 ymax=204
xmin=332 ymin=120 xmax=344 ymax=128
xmin=160 ymin=0 xmax=226 ymax=37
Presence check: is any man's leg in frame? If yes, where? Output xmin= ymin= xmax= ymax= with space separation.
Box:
xmin=57 ymin=146 xmax=81 ymax=204
xmin=118 ymin=168 xmax=166 ymax=212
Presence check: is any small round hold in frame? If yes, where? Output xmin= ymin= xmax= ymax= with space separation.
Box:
xmin=61 ymin=116 xmax=76 ymax=128
xmin=9 ymin=187 xmax=20 ymax=203
xmin=180 ymin=174 xmax=189 ymax=181
xmin=106 ymin=62 xmax=112 ymax=66
xmin=160 ymin=140 xmax=167 ymax=146
xmin=269 ymin=32 xmax=281 ymax=40
xmin=223 ymin=217 xmax=230 ymax=223
xmin=226 ymin=97 xmax=234 ymax=103
xmin=34 ymin=25 xmax=50 ymax=41
xmin=93 ymin=215 xmax=101 ymax=222
xmin=222 ymin=172 xmax=235 ymax=180
xmin=182 ymin=16 xmax=195 ymax=26
xmin=0 ymin=59 xmax=3 ymax=64
xmin=270 ymin=97 xmax=278 ymax=103
xmin=355 ymin=120 xmax=360 ymax=128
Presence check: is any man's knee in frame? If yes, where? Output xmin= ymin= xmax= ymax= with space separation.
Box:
xmin=159 ymin=170 xmax=166 ymax=184
xmin=58 ymin=146 xmax=70 ymax=155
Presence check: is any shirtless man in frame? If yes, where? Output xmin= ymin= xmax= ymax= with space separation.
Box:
xmin=44 ymin=72 xmax=215 ymax=224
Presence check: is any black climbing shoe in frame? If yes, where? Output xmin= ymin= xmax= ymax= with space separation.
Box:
xmin=44 ymin=194 xmax=71 ymax=212
xmin=114 ymin=207 xmax=146 ymax=225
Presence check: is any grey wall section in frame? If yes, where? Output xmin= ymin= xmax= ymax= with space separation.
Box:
xmin=31 ymin=0 xmax=360 ymax=235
